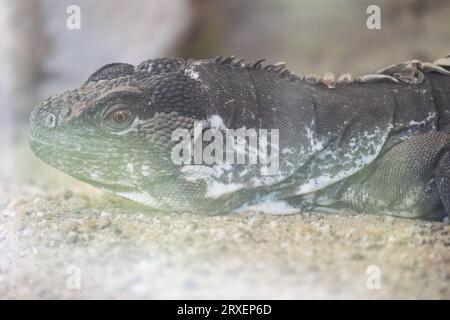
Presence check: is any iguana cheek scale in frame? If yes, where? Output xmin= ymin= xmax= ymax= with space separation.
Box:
xmin=29 ymin=55 xmax=450 ymax=219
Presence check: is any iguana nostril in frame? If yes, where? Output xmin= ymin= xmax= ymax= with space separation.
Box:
xmin=45 ymin=113 xmax=57 ymax=128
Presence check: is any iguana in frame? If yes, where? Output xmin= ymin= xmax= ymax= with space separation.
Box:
xmin=29 ymin=55 xmax=450 ymax=219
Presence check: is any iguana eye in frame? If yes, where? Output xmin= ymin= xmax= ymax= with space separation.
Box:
xmin=112 ymin=110 xmax=130 ymax=123
xmin=102 ymin=106 xmax=135 ymax=131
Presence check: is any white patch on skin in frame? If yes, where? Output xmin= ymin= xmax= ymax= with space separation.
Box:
xmin=239 ymin=168 xmax=249 ymax=177
xmin=181 ymin=164 xmax=246 ymax=199
xmin=140 ymin=165 xmax=152 ymax=177
xmin=181 ymin=165 xmax=215 ymax=182
xmin=408 ymin=112 xmax=436 ymax=128
xmin=90 ymin=172 xmax=99 ymax=179
xmin=296 ymin=126 xmax=390 ymax=195
xmin=312 ymin=193 xmax=337 ymax=206
xmin=304 ymin=126 xmax=324 ymax=153
xmin=250 ymin=174 xmax=285 ymax=188
xmin=296 ymin=171 xmax=353 ymax=195
xmin=126 ymin=163 xmax=134 ymax=174
xmin=281 ymin=147 xmax=294 ymax=155
xmin=212 ymin=163 xmax=233 ymax=178
xmin=185 ymin=67 xmax=200 ymax=80
xmin=181 ymin=163 xmax=237 ymax=183
xmin=117 ymin=191 xmax=158 ymax=207
xmin=207 ymin=115 xmax=227 ymax=129
xmin=205 ymin=182 xmax=244 ymax=199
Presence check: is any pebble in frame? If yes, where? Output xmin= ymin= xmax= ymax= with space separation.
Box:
xmin=280 ymin=241 xmax=290 ymax=248
xmin=15 ymin=224 xmax=25 ymax=232
xmin=61 ymin=221 xmax=78 ymax=232
xmin=210 ymin=228 xmax=226 ymax=240
xmin=269 ymin=221 xmax=278 ymax=229
xmin=7 ymin=197 xmax=25 ymax=209
xmin=247 ymin=216 xmax=259 ymax=228
xmin=80 ymin=208 xmax=93 ymax=216
xmin=100 ymin=211 xmax=111 ymax=217
xmin=84 ymin=219 xmax=97 ymax=229
xmin=318 ymin=224 xmax=331 ymax=234
xmin=351 ymin=252 xmax=365 ymax=260
xmin=345 ymin=229 xmax=355 ymax=239
xmin=66 ymin=232 xmax=79 ymax=244
xmin=22 ymin=228 xmax=33 ymax=237
xmin=232 ymin=232 xmax=242 ymax=240
xmin=19 ymin=250 xmax=29 ymax=258
xmin=37 ymin=220 xmax=47 ymax=228
xmin=188 ymin=223 xmax=198 ymax=231
xmin=0 ymin=200 xmax=8 ymax=210
xmin=2 ymin=209 xmax=15 ymax=218
xmin=97 ymin=216 xmax=111 ymax=229
xmin=63 ymin=190 xmax=73 ymax=200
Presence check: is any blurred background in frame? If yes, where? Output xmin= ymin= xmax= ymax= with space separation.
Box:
xmin=0 ymin=0 xmax=449 ymax=299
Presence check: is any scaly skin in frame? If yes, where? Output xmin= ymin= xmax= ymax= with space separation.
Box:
xmin=29 ymin=56 xmax=450 ymax=219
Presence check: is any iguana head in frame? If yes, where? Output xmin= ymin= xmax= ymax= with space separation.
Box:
xmin=30 ymin=58 xmax=213 ymax=212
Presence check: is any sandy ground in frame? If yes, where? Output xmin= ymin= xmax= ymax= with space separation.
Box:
xmin=0 ymin=170 xmax=449 ymax=299
xmin=0 ymin=141 xmax=447 ymax=299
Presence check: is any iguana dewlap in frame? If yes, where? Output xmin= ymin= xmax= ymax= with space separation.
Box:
xmin=29 ymin=55 xmax=450 ymax=219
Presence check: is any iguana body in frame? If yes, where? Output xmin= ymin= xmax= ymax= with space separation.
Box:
xmin=29 ymin=55 xmax=450 ymax=219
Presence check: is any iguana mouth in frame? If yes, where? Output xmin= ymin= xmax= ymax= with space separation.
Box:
xmin=29 ymin=136 xmax=136 ymax=188
xmin=29 ymin=135 xmax=111 ymax=157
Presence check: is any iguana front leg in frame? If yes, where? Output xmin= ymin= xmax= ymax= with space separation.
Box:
xmin=436 ymin=151 xmax=450 ymax=216
xmin=342 ymin=132 xmax=450 ymax=219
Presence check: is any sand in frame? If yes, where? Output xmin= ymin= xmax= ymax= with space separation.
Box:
xmin=0 ymin=173 xmax=449 ymax=299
